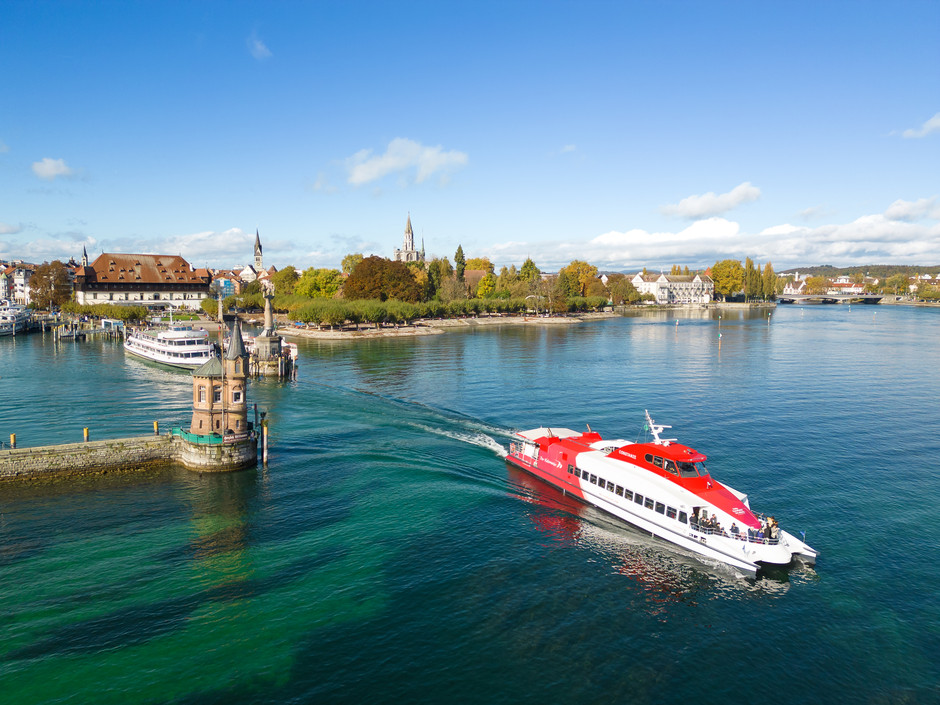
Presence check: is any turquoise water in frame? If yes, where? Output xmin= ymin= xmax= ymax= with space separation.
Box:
xmin=1 ymin=306 xmax=939 ymax=704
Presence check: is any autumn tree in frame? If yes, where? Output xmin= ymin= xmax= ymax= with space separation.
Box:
xmin=476 ymin=273 xmax=497 ymax=298
xmin=342 ymin=253 xmax=364 ymax=276
xmin=558 ymin=260 xmax=599 ymax=297
xmin=29 ymin=261 xmax=72 ymax=309
xmin=341 ymin=256 xmax=421 ymax=302
xmin=804 ymin=276 xmax=829 ymax=295
xmin=465 ymin=257 xmax=494 ymax=274
xmin=744 ymin=258 xmax=761 ymax=301
xmin=710 ymin=260 xmax=745 ymax=301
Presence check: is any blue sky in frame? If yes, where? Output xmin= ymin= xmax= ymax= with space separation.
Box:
xmin=1 ymin=0 xmax=938 ymax=273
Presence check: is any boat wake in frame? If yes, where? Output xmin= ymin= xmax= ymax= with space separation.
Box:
xmin=407 ymin=422 xmax=509 ymax=458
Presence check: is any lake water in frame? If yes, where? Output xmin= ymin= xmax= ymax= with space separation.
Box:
xmin=1 ymin=305 xmax=938 ymax=704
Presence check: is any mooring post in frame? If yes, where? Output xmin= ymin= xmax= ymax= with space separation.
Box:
xmin=9 ymin=433 xmax=15 ymax=449
xmin=262 ymin=419 xmax=269 ymax=465
xmin=83 ymin=427 xmax=89 ymax=443
xmin=153 ymin=421 xmax=159 ymax=435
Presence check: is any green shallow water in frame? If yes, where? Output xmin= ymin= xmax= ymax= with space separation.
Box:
xmin=1 ymin=306 xmax=939 ymax=704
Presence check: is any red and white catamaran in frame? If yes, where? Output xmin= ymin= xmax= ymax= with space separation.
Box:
xmin=506 ymin=411 xmax=817 ymax=574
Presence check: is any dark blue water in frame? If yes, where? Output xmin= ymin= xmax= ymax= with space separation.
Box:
xmin=1 ymin=306 xmax=938 ymax=704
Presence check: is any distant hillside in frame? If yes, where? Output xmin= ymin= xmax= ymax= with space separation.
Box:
xmin=779 ymin=264 xmax=940 ymax=279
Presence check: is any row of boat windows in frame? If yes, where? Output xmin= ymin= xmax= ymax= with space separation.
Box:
xmin=568 ymin=465 xmax=688 ymax=525
xmin=644 ymin=454 xmax=709 ymax=478
xmin=130 ymin=344 xmax=208 ymax=359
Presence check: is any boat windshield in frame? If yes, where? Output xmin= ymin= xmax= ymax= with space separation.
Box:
xmin=676 ymin=461 xmax=709 ymax=478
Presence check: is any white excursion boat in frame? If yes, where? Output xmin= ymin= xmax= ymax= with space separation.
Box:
xmin=0 ymin=301 xmax=30 ymax=336
xmin=123 ymin=326 xmax=217 ymax=369
xmin=506 ymin=411 xmax=817 ymax=575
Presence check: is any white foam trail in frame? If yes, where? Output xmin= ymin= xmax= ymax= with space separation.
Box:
xmin=409 ymin=423 xmax=508 ymax=458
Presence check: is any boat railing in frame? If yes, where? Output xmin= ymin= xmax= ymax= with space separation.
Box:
xmin=692 ymin=523 xmax=779 ymax=545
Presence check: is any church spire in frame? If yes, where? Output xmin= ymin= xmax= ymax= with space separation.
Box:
xmin=254 ymin=229 xmax=263 ymax=271
xmin=81 ymin=245 xmax=88 ymax=267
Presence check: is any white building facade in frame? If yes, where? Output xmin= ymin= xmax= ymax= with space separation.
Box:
xmin=631 ymin=273 xmax=714 ymax=304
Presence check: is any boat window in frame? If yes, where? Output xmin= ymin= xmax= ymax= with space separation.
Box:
xmin=589 ymin=474 xmax=597 ymax=484
xmin=644 ymin=453 xmax=653 ymax=463
xmin=655 ymin=502 xmax=665 ymax=515
xmin=615 ymin=486 xmax=623 ymax=497
xmin=695 ymin=462 xmax=709 ymax=477
xmin=664 ymin=460 xmax=678 ymax=475
xmin=634 ymin=493 xmax=643 ymax=505
xmin=678 ymin=511 xmax=687 ymax=524
xmin=644 ymin=497 xmax=654 ymax=510
xmin=623 ymin=489 xmax=633 ymax=501
xmin=666 ymin=507 xmax=677 ymax=519
xmin=606 ymin=481 xmax=615 ymax=492
xmin=567 ymin=464 xmax=574 ymax=474
xmin=652 ymin=457 xmax=663 ymax=468
xmin=676 ymin=461 xmax=700 ymax=478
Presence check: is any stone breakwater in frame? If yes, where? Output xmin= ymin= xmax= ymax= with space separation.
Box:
xmin=0 ymin=434 xmax=257 ymax=482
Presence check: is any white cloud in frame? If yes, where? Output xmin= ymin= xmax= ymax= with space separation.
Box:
xmin=884 ymin=197 xmax=940 ymax=221
xmin=346 ymin=138 xmax=468 ymax=186
xmin=32 ymin=157 xmax=74 ymax=181
xmin=560 ymin=144 xmax=576 ymax=153
xmin=478 ymin=200 xmax=940 ymax=272
xmin=661 ymin=181 xmax=761 ymax=219
xmin=0 ymin=222 xmax=22 ymax=235
xmin=902 ymin=112 xmax=940 ymax=139
xmin=248 ymin=34 xmax=272 ymax=60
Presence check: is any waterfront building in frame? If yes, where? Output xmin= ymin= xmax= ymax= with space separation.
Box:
xmin=783 ymin=278 xmax=807 ymax=295
xmin=74 ymin=252 xmax=211 ymax=309
xmin=189 ymin=322 xmax=249 ymax=437
xmin=631 ymin=272 xmax=714 ymax=304
xmin=393 ymin=214 xmax=425 ymax=263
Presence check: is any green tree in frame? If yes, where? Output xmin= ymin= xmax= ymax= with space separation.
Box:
xmin=711 ymin=259 xmax=745 ymax=301
xmin=454 ymin=245 xmax=466 ymax=281
xmin=270 ymin=265 xmax=299 ymax=295
xmin=519 ymin=257 xmax=541 ymax=284
xmin=606 ymin=273 xmax=641 ymax=304
xmin=885 ymin=273 xmax=909 ymax=296
xmin=296 ymin=268 xmax=342 ymax=298
xmin=761 ymin=262 xmax=776 ymax=301
xmin=744 ymin=258 xmax=761 ymax=301
xmin=28 ymin=261 xmax=72 ymax=310
xmin=342 ymin=253 xmax=364 ymax=276
xmin=426 ymin=257 xmax=453 ymax=299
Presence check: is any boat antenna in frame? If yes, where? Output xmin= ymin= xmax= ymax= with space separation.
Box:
xmin=645 ymin=409 xmax=677 ymax=446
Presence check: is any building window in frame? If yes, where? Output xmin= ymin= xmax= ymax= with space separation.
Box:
xmin=213 ymin=387 xmax=221 ymax=403
xmin=198 ymin=386 xmax=206 ymax=403
xmin=233 ymin=390 xmax=242 ymax=403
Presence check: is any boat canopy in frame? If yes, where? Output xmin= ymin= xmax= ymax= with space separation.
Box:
xmin=516 ymin=427 xmax=580 ymax=442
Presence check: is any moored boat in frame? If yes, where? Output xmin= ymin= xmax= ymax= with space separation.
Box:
xmin=123 ymin=326 xmax=216 ymax=369
xmin=506 ymin=411 xmax=817 ymax=574
xmin=0 ymin=301 xmax=31 ymax=336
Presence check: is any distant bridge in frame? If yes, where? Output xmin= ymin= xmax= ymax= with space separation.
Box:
xmin=777 ymin=293 xmax=883 ymax=304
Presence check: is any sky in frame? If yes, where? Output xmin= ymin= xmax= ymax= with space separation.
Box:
xmin=1 ymin=0 xmax=939 ymax=273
